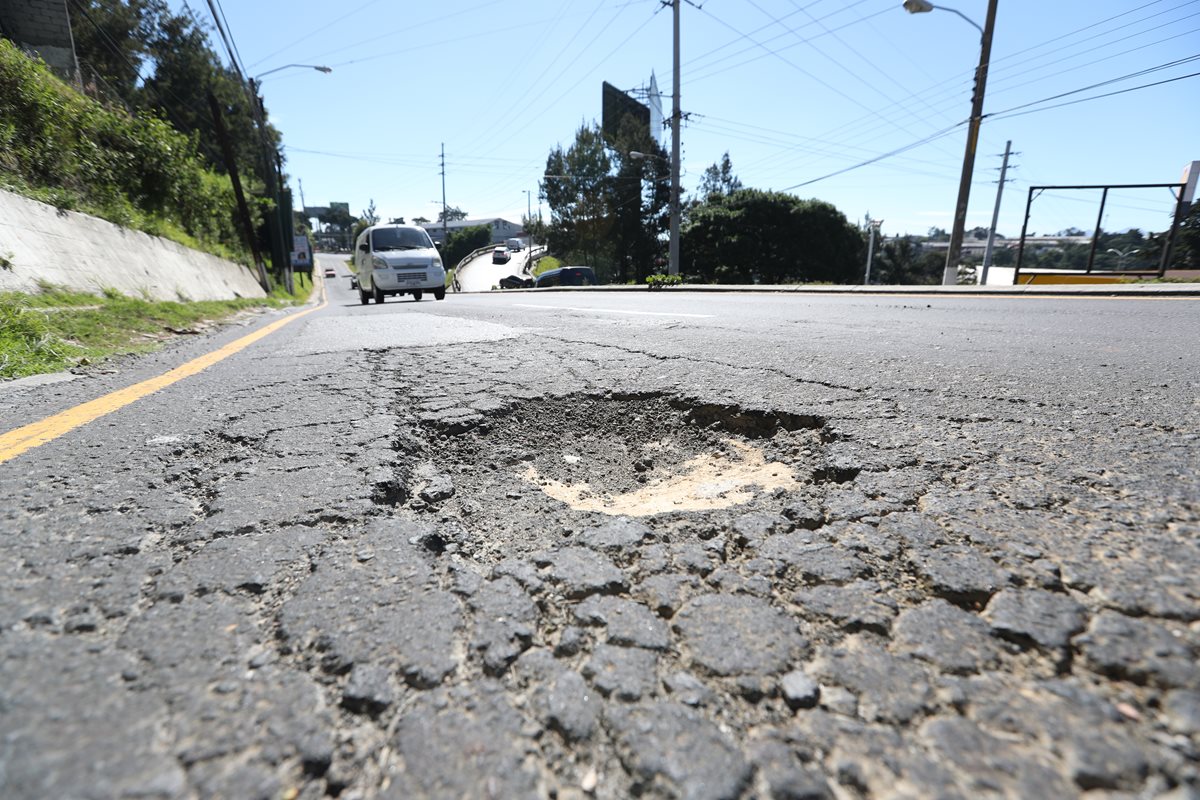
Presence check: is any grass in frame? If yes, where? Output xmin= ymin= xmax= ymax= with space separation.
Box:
xmin=0 ymin=278 xmax=312 ymax=380
xmin=532 ymin=256 xmax=561 ymax=277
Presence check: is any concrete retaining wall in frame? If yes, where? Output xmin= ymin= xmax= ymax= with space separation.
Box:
xmin=0 ymin=0 xmax=78 ymax=78
xmin=0 ymin=188 xmax=266 ymax=300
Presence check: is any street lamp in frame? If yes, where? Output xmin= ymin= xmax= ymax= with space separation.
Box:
xmin=904 ymin=0 xmax=998 ymax=285
xmin=902 ymin=0 xmax=982 ymax=35
xmin=253 ymin=63 xmax=332 ymax=80
xmin=246 ymin=64 xmax=332 ymax=292
xmin=630 ymin=151 xmax=678 ymax=276
xmin=1106 ymin=247 xmax=1141 ymax=270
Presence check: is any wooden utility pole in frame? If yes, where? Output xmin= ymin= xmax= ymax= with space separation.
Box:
xmin=207 ymin=93 xmax=270 ymax=292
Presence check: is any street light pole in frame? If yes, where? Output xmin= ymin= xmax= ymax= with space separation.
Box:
xmin=905 ymin=0 xmax=999 ymax=286
xmin=254 ymin=64 xmax=332 ymax=80
xmin=248 ymin=64 xmax=332 ymax=293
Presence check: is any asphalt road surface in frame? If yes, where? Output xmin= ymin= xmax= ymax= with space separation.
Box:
xmin=2 ymin=258 xmax=1198 ymax=799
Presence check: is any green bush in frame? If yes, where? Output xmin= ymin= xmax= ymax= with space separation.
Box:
xmin=645 ymin=273 xmax=682 ymax=290
xmin=0 ymin=40 xmax=245 ymax=260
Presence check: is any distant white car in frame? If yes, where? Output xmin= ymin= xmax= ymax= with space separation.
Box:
xmin=353 ymin=224 xmax=446 ymax=304
xmin=492 ymin=247 xmax=511 ymax=264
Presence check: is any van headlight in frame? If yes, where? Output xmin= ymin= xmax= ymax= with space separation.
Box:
xmin=372 ymin=256 xmax=388 ymax=269
xmin=431 ymin=259 xmax=443 ymax=270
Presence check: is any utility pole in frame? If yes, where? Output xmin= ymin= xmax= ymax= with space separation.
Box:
xmin=524 ymin=189 xmax=533 ymax=249
xmin=943 ymin=0 xmax=999 ymax=285
xmin=668 ymin=0 xmax=682 ymax=277
xmin=440 ymin=143 xmax=448 ymax=245
xmin=981 ymin=140 xmax=1015 ymax=286
xmin=247 ymin=78 xmax=292 ymax=292
xmin=864 ymin=218 xmax=883 ymax=285
xmin=207 ymin=92 xmax=270 ymax=292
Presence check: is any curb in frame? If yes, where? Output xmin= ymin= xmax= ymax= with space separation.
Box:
xmin=487 ymin=282 xmax=1200 ymax=298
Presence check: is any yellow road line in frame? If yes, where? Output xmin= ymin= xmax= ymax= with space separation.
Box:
xmin=0 ymin=300 xmax=325 ymax=465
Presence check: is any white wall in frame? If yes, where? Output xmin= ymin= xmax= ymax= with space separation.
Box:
xmin=0 ymin=188 xmax=266 ymax=300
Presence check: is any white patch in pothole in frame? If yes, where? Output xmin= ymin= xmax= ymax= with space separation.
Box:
xmin=523 ymin=439 xmax=800 ymax=516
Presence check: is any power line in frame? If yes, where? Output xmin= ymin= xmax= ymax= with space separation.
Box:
xmin=203 ymin=0 xmax=244 ymax=80
xmin=988 ymin=69 xmax=1200 ymax=120
xmin=778 ymin=121 xmax=966 ymax=191
xmin=758 ymin=0 xmax=1200 ymax=171
xmin=247 ymin=0 xmax=387 ymax=69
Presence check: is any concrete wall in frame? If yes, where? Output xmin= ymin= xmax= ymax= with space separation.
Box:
xmin=0 ymin=0 xmax=77 ymax=79
xmin=0 ymin=188 xmax=266 ymax=300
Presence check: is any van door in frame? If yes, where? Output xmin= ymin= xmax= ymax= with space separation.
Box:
xmin=356 ymin=231 xmax=371 ymax=288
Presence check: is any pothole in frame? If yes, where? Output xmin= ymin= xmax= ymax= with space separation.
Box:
xmin=403 ymin=394 xmax=834 ymax=561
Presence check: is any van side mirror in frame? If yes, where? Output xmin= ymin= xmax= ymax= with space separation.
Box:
xmin=358 ymin=243 xmax=368 ymax=253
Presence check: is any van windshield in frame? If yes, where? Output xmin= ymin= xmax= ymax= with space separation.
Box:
xmin=372 ymin=227 xmax=432 ymax=251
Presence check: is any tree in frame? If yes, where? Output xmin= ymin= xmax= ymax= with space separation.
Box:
xmin=438 ymin=206 xmax=468 ymax=222
xmin=362 ymin=199 xmax=379 ymax=225
xmin=412 ymin=215 xmax=430 ymax=225
xmin=607 ymin=116 xmax=668 ymax=282
xmin=541 ymin=123 xmax=612 ymax=270
xmin=135 ymin=8 xmax=280 ymax=186
xmin=439 ymin=224 xmax=492 ymax=270
xmin=70 ymin=0 xmax=165 ymax=107
xmin=522 ymin=212 xmax=547 ymax=245
xmin=872 ymin=237 xmax=943 ymax=285
xmin=698 ymin=152 xmax=742 ymax=200
xmin=682 ymin=189 xmax=861 ymax=284
xmin=1172 ymin=202 xmax=1200 ymax=269
xmin=927 ymin=227 xmax=949 ymax=241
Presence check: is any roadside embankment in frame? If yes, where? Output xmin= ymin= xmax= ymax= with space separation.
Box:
xmin=0 ymin=188 xmax=265 ymax=301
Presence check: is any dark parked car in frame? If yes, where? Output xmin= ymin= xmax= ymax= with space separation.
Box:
xmin=498 ymin=274 xmax=534 ymax=289
xmin=534 ymin=266 xmax=597 ymax=287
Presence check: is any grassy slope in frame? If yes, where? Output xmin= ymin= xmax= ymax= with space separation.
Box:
xmin=0 ymin=278 xmax=312 ymax=380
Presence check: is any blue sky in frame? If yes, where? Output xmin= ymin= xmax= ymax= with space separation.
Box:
xmin=197 ymin=0 xmax=1199 ymax=239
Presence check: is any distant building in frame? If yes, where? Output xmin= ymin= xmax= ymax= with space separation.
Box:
xmin=421 ymin=217 xmax=523 ymax=245
xmin=648 ymin=71 xmax=663 ymax=145
xmin=0 ymin=0 xmax=78 ymax=81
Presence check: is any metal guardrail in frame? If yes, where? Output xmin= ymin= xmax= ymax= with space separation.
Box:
xmin=1013 ymin=182 xmax=1187 ymax=284
xmin=451 ymin=243 xmax=547 ymax=292
xmin=450 ymin=244 xmax=498 ymax=292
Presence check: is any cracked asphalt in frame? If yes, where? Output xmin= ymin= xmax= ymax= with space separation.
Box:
xmin=2 ymin=266 xmax=1199 ymax=800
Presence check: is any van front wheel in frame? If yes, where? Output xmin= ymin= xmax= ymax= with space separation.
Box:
xmin=373 ymin=284 xmax=385 ymax=303
xmin=434 ymin=288 xmax=446 ymax=300
xmin=412 ymin=290 xmax=423 ymax=301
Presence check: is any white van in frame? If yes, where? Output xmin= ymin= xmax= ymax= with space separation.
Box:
xmin=354 ymin=224 xmax=446 ymax=304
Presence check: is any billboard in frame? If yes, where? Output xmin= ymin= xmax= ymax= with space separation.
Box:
xmin=602 ymin=81 xmax=650 ymax=143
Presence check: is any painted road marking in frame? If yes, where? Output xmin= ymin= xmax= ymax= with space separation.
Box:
xmin=512 ymin=303 xmax=714 ymax=318
xmin=0 ymin=300 xmax=324 ymax=466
